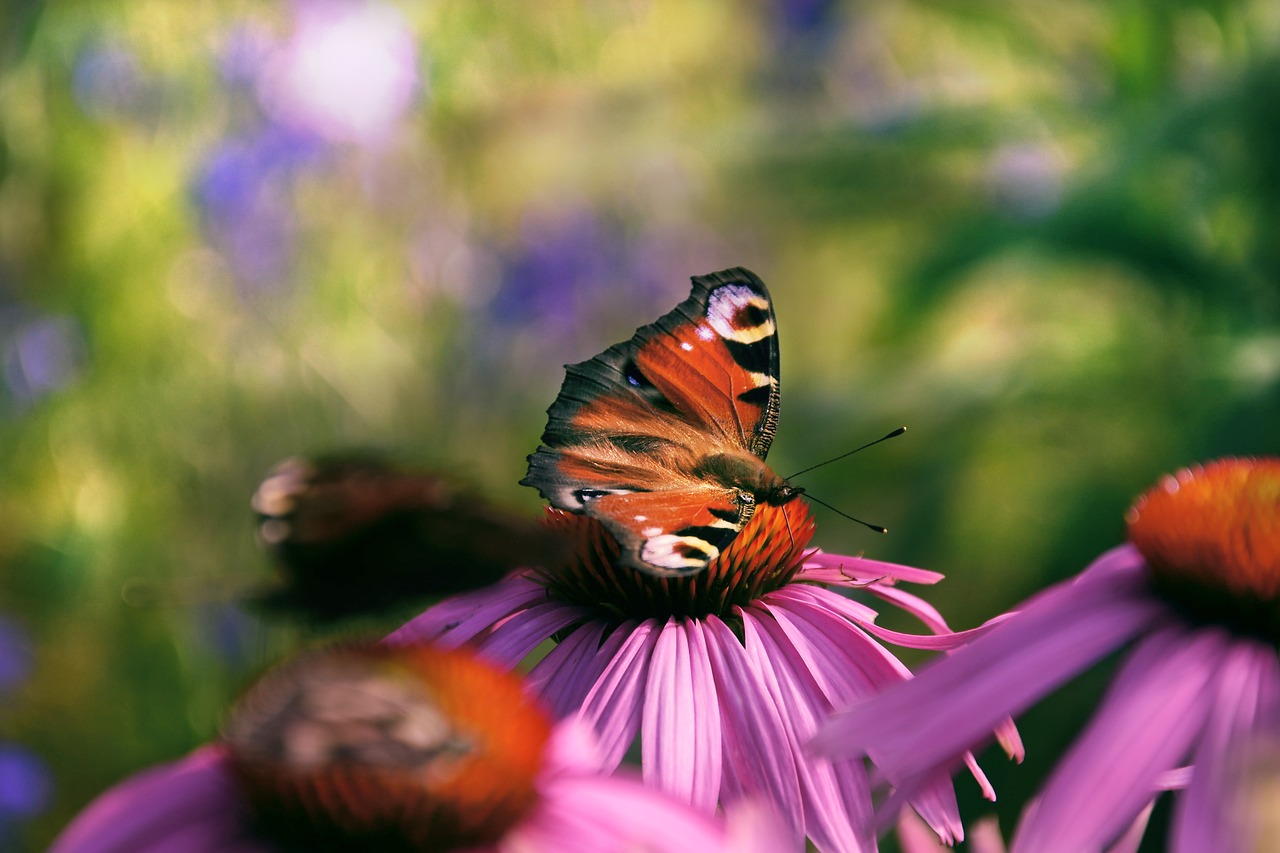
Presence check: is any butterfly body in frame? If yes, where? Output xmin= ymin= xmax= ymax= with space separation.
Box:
xmin=521 ymin=267 xmax=801 ymax=576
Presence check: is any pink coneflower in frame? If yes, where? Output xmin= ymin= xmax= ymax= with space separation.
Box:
xmin=814 ymin=457 xmax=1280 ymax=852
xmin=52 ymin=643 xmax=773 ymax=852
xmin=390 ymin=499 xmax=1004 ymax=850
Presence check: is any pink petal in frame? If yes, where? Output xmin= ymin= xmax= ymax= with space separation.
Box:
xmin=761 ymin=595 xmax=968 ymax=840
xmin=896 ymin=809 xmax=971 ymax=853
xmin=1108 ymin=801 xmax=1156 ymax=853
xmin=861 ymin=584 xmax=954 ymax=634
xmin=525 ymin=620 xmax=614 ymax=719
xmin=702 ymin=617 xmax=805 ymax=846
xmin=801 ymin=552 xmax=945 ymax=586
xmin=386 ymin=574 xmax=546 ymax=647
xmin=773 ymin=583 xmax=881 ymax=625
xmin=539 ymin=719 xmax=608 ymax=776
xmin=741 ymin=607 xmax=876 ymax=852
xmin=858 ymin=612 xmax=1018 ymax=652
xmin=763 ymin=592 xmax=908 ymax=703
xmin=642 ymin=618 xmax=722 ymax=812
xmin=811 ymin=554 xmax=1163 ymax=783
xmin=762 ymin=589 xmax=962 ymax=835
xmin=474 ymin=599 xmax=580 ymax=666
xmin=1171 ymin=637 xmax=1280 ymax=853
xmin=515 ymin=770 xmax=731 ymax=853
xmin=725 ymin=799 xmax=805 ymax=853
xmin=968 ymin=816 xmax=1010 ymax=853
xmin=51 ymin=746 xmax=267 ymax=853
xmin=1011 ymin=627 xmax=1228 ymax=852
xmin=577 ymin=619 xmax=661 ymax=769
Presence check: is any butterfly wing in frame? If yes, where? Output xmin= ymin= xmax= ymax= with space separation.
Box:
xmin=521 ymin=267 xmax=782 ymax=575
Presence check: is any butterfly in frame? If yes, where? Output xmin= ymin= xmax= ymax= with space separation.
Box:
xmin=520 ymin=267 xmax=803 ymax=577
xmin=251 ymin=455 xmax=569 ymax=622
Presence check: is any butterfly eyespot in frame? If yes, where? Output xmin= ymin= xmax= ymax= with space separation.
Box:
xmin=574 ymin=488 xmax=612 ymax=503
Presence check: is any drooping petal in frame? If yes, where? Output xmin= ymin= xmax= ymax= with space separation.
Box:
xmin=642 ymin=618 xmax=722 ymax=812
xmin=50 ymin=746 xmax=268 ymax=853
xmin=774 ymin=583 xmax=882 ymax=626
xmin=724 ymin=799 xmax=805 ymax=853
xmin=801 ymin=552 xmax=945 ymax=586
xmin=525 ymin=620 xmax=614 ymax=719
xmin=1108 ymin=802 xmax=1157 ymax=853
xmin=577 ymin=618 xmax=661 ymax=769
xmin=757 ymin=596 xmax=962 ymax=835
xmin=474 ymin=599 xmax=581 ymax=665
xmin=702 ymin=617 xmax=805 ymax=846
xmin=763 ymin=590 xmax=908 ymax=704
xmin=1170 ymin=637 xmax=1280 ymax=853
xmin=538 ymin=717 xmax=609 ymax=776
xmin=1011 ymin=626 xmax=1229 ymax=852
xmin=741 ymin=606 xmax=875 ymax=852
xmin=386 ymin=573 xmax=547 ymax=647
xmin=511 ymin=770 xmax=739 ymax=853
xmin=861 ymin=583 xmax=954 ymax=634
xmin=761 ymin=595 xmax=966 ymax=841
xmin=812 ymin=552 xmax=1165 ymax=783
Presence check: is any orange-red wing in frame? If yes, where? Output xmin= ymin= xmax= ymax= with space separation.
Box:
xmin=520 ymin=267 xmax=783 ymax=577
xmin=583 ymin=487 xmax=748 ymax=576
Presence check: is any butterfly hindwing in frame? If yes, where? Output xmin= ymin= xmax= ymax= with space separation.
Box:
xmin=580 ymin=487 xmax=753 ymax=575
xmin=521 ymin=267 xmax=789 ymax=576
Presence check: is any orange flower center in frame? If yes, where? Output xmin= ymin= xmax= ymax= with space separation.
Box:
xmin=537 ymin=500 xmax=817 ymax=621
xmin=223 ymin=644 xmax=551 ymax=850
xmin=1126 ymin=457 xmax=1280 ymax=638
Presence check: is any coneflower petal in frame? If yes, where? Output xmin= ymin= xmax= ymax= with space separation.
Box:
xmin=387 ymin=574 xmax=546 ymax=648
xmin=473 ymin=599 xmax=580 ymax=665
xmin=741 ymin=608 xmax=875 ymax=852
xmin=577 ymin=619 xmax=661 ymax=769
xmin=1011 ymin=626 xmax=1227 ymax=852
xmin=813 ymin=549 xmax=1165 ymax=780
xmin=1170 ymin=638 xmax=1280 ymax=853
xmin=703 ymin=618 xmax=805 ymax=846
xmin=801 ymin=553 xmax=946 ymax=587
xmin=525 ymin=620 xmax=614 ymax=720
xmin=643 ymin=618 xmax=723 ymax=812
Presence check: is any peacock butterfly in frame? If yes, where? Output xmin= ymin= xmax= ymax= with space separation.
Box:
xmin=520 ymin=267 xmax=803 ymax=577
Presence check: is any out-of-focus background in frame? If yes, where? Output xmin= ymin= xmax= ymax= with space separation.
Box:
xmin=1 ymin=1 xmax=1277 ymax=848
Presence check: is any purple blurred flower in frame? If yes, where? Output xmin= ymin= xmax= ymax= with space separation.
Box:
xmin=985 ymin=143 xmax=1064 ymax=220
xmin=192 ymin=124 xmax=327 ymax=290
xmin=0 ymin=616 xmax=33 ymax=694
xmin=72 ymin=38 xmax=145 ymax=120
xmin=814 ymin=457 xmax=1280 ymax=852
xmin=0 ymin=743 xmax=52 ymax=819
xmin=218 ymin=24 xmax=275 ymax=88
xmin=257 ymin=0 xmax=420 ymax=146
xmin=491 ymin=208 xmax=620 ymax=333
xmin=391 ymin=502 xmax=1008 ymax=850
xmin=482 ymin=207 xmax=703 ymax=371
xmin=52 ymin=644 xmax=780 ymax=852
xmin=1 ymin=313 xmax=85 ymax=409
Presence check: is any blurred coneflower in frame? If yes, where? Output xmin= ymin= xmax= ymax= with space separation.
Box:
xmin=814 ymin=456 xmax=1280 ymax=852
xmin=52 ymin=642 xmax=771 ymax=852
xmin=391 ymin=499 xmax=1008 ymax=850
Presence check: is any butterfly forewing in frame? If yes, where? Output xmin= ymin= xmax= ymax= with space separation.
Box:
xmin=521 ymin=267 xmax=787 ymax=576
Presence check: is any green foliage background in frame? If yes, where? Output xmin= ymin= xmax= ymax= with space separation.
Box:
xmin=1 ymin=1 xmax=1277 ymax=849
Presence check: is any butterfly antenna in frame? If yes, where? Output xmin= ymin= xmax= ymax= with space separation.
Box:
xmin=786 ymin=426 xmax=906 ymax=480
xmin=803 ymin=493 xmax=888 ymax=534
xmin=780 ymin=502 xmax=797 ymax=551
